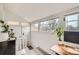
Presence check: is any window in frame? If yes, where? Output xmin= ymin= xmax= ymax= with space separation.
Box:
xmin=21 ymin=22 xmax=29 ymax=26
xmin=65 ymin=14 xmax=79 ymax=31
xmin=31 ymin=18 xmax=59 ymax=32
xmin=21 ymin=22 xmax=30 ymax=35
xmin=40 ymin=19 xmax=59 ymax=32
xmin=31 ymin=22 xmax=39 ymax=31
xmin=7 ymin=21 xmax=19 ymax=26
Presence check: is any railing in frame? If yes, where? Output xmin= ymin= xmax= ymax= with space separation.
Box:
xmin=16 ymin=36 xmax=27 ymax=51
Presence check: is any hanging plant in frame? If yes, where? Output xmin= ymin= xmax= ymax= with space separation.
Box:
xmin=0 ymin=20 xmax=9 ymax=33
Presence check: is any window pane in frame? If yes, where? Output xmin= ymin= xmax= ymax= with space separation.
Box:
xmin=66 ymin=21 xmax=78 ymax=30
xmin=21 ymin=23 xmax=29 ymax=26
xmin=31 ymin=23 xmax=39 ymax=31
xmin=66 ymin=14 xmax=78 ymax=22
xmin=66 ymin=21 xmax=77 ymax=27
xmin=65 ymin=13 xmax=79 ymax=31
xmin=40 ymin=19 xmax=59 ymax=32
xmin=22 ymin=27 xmax=30 ymax=35
xmin=7 ymin=21 xmax=19 ymax=25
xmin=40 ymin=21 xmax=50 ymax=31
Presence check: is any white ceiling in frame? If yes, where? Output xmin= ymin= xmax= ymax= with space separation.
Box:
xmin=3 ymin=3 xmax=79 ymax=22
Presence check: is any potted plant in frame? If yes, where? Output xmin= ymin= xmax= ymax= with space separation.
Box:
xmin=0 ymin=20 xmax=9 ymax=33
xmin=54 ymin=26 xmax=64 ymax=44
xmin=0 ymin=20 xmax=9 ymax=42
xmin=8 ymin=29 xmax=16 ymax=40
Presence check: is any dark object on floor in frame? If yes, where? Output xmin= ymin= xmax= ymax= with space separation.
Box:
xmin=27 ymin=41 xmax=33 ymax=50
xmin=27 ymin=45 xmax=33 ymax=50
xmin=0 ymin=40 xmax=15 ymax=55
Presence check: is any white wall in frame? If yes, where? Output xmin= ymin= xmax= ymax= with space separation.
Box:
xmin=0 ymin=4 xmax=3 ymax=20
xmin=31 ymin=32 xmax=58 ymax=49
xmin=30 ymin=6 xmax=79 ymax=49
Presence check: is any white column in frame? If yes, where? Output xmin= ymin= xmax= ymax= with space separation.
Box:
xmin=27 ymin=23 xmax=31 ymax=46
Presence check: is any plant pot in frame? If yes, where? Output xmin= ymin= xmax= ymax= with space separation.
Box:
xmin=59 ymin=37 xmax=62 ymax=41
xmin=58 ymin=37 xmax=64 ymax=45
xmin=58 ymin=41 xmax=64 ymax=45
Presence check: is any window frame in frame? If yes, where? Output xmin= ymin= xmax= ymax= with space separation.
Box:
xmin=65 ymin=13 xmax=79 ymax=31
xmin=31 ymin=18 xmax=59 ymax=32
